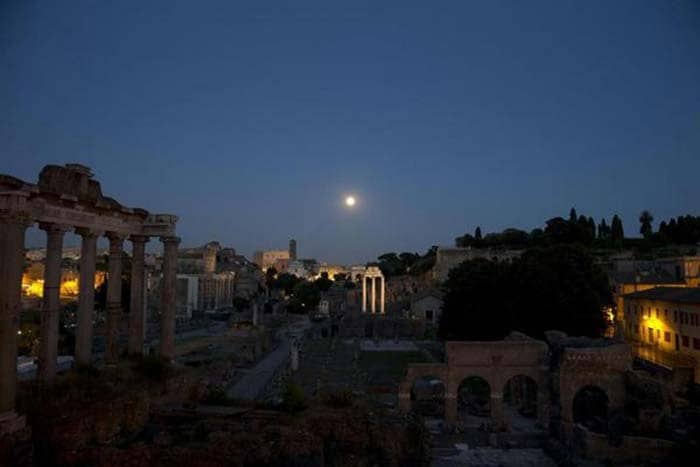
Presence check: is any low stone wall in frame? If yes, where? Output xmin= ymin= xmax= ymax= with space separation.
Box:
xmin=572 ymin=424 xmax=675 ymax=464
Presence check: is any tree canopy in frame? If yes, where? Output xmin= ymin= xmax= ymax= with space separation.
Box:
xmin=438 ymin=244 xmax=611 ymax=341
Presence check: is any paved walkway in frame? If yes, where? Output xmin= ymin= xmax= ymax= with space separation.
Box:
xmin=227 ymin=318 xmax=311 ymax=400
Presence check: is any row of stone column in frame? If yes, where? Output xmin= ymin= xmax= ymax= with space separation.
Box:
xmin=0 ymin=212 xmax=179 ymax=417
xmin=361 ymin=275 xmax=385 ymax=314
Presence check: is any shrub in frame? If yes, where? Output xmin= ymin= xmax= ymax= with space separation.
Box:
xmin=322 ymin=388 xmax=354 ymax=408
xmin=281 ymin=381 xmax=306 ymax=413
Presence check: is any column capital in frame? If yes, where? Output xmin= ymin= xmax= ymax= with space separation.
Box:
xmin=75 ymin=227 xmax=103 ymax=238
xmin=129 ymin=234 xmax=150 ymax=244
xmin=38 ymin=222 xmax=72 ymax=234
xmin=160 ymin=235 xmax=181 ymax=245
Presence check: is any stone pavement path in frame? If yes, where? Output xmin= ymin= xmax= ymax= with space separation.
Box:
xmin=227 ymin=318 xmax=311 ymax=400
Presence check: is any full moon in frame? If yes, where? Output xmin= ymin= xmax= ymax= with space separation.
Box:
xmin=345 ymin=195 xmax=356 ymax=207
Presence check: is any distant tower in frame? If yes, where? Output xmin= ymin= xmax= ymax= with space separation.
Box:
xmin=289 ymin=239 xmax=297 ymax=261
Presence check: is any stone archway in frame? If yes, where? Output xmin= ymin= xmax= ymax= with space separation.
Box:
xmin=573 ymin=385 xmax=609 ymax=433
xmin=457 ymin=376 xmax=491 ymax=427
xmin=410 ymin=375 xmax=446 ymax=419
xmin=503 ymin=374 xmax=539 ymax=431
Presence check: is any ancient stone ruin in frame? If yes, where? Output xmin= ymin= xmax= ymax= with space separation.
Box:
xmin=0 ymin=164 xmax=178 ymax=439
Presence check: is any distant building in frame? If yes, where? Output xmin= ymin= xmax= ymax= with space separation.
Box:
xmin=253 ymin=249 xmax=290 ymax=271
xmin=409 ymin=289 xmax=444 ymax=325
xmin=176 ymin=272 xmax=235 ymax=318
xmin=172 ymin=241 xmax=247 ymax=317
xmin=318 ymin=263 xmax=350 ymax=280
xmin=287 ymin=259 xmax=319 ymax=279
xmin=621 ymin=287 xmax=700 ymax=384
xmin=289 ymin=239 xmax=297 ymax=261
xmin=432 ymin=247 xmax=521 ymax=282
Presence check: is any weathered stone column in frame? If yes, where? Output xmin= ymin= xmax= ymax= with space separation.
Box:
xmin=159 ymin=236 xmax=180 ymax=360
xmin=371 ymin=277 xmax=376 ymax=314
xmin=380 ymin=276 xmax=385 ymax=314
xmin=105 ymin=232 xmax=126 ymax=364
xmin=0 ymin=203 xmax=31 ymax=420
xmin=38 ymin=223 xmax=70 ymax=382
xmin=74 ymin=228 xmax=100 ymax=366
xmin=361 ymin=275 xmax=367 ymax=312
xmin=490 ymin=393 xmax=505 ymax=430
xmin=128 ymin=235 xmax=148 ymax=357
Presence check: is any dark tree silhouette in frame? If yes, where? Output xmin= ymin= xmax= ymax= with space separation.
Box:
xmin=611 ymin=215 xmax=624 ymax=246
xmin=439 ymin=245 xmax=611 ymax=341
xmin=639 ymin=210 xmax=654 ymax=239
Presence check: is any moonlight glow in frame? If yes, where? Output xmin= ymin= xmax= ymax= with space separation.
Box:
xmin=345 ymin=195 xmax=356 ymax=207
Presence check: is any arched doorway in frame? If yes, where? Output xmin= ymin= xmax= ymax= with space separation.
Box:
xmin=573 ymin=385 xmax=609 ymax=433
xmin=410 ymin=376 xmax=446 ymax=419
xmin=457 ymin=376 xmax=491 ymax=429
xmin=503 ymin=375 xmax=538 ymax=431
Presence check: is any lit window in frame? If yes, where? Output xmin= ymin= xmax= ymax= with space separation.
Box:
xmin=664 ymin=332 xmax=671 ymax=342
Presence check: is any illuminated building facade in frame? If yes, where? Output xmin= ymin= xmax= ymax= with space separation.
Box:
xmin=253 ymin=249 xmax=290 ymax=272
xmin=621 ymin=287 xmax=700 ymax=383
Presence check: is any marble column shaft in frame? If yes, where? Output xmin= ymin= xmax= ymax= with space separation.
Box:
xmin=361 ymin=276 xmax=367 ymax=312
xmin=159 ymin=236 xmax=180 ymax=360
xmin=105 ymin=233 xmax=125 ymax=364
xmin=74 ymin=228 xmax=100 ymax=366
xmin=128 ymin=235 xmax=148 ymax=356
xmin=38 ymin=223 xmax=69 ymax=382
xmin=380 ymin=276 xmax=385 ymax=314
xmin=0 ymin=212 xmax=30 ymax=414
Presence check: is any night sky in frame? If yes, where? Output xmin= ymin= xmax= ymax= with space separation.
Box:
xmin=2 ymin=1 xmax=699 ymax=264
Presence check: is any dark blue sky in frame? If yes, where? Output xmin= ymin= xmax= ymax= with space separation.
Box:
xmin=2 ymin=1 xmax=699 ymax=263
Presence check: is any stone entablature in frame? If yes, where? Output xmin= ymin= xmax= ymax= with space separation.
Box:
xmin=0 ymin=164 xmax=179 ymax=437
xmin=0 ymin=165 xmax=176 ymax=237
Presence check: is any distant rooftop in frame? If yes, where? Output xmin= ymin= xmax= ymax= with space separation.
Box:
xmin=623 ymin=287 xmax=700 ymax=304
xmin=611 ymin=269 xmax=682 ymax=285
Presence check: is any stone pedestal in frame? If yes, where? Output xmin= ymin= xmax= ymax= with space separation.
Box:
xmin=159 ymin=236 xmax=180 ymax=360
xmin=105 ymin=233 xmax=125 ymax=364
xmin=75 ymin=228 xmax=99 ymax=366
xmin=128 ymin=235 xmax=148 ymax=356
xmin=38 ymin=223 xmax=69 ymax=382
